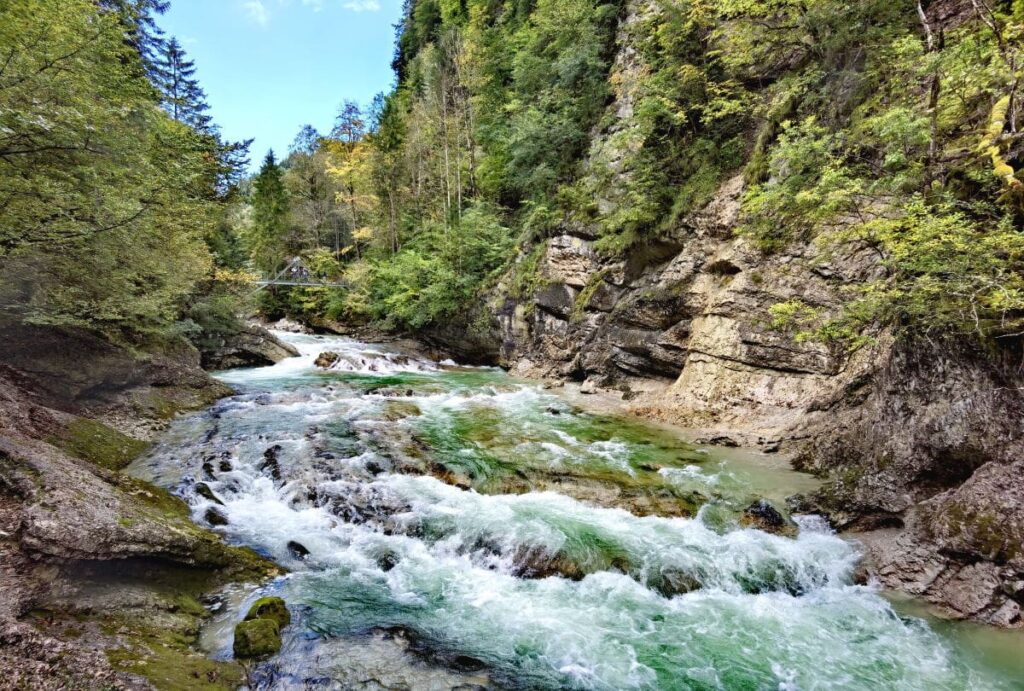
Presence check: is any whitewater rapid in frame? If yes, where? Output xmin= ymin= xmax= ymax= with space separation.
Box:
xmin=129 ymin=332 xmax=1017 ymax=690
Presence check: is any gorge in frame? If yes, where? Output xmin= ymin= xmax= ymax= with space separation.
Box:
xmin=2 ymin=0 xmax=1024 ymax=688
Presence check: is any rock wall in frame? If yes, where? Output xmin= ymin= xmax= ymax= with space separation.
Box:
xmin=0 ymin=325 xmax=279 ymax=687
xmin=426 ymin=0 xmax=1024 ymax=628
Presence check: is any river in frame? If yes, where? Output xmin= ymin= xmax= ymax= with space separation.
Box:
xmin=129 ymin=333 xmax=1024 ymax=690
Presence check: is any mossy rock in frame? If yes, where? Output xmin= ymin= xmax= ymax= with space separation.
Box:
xmin=378 ymin=400 xmax=422 ymax=421
xmin=244 ymin=596 xmax=291 ymax=629
xmin=233 ymin=618 xmax=281 ymax=659
xmin=49 ymin=417 xmax=150 ymax=471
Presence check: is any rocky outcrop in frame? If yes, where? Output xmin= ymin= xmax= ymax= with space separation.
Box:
xmin=468 ymin=170 xmax=1024 ymax=625
xmin=413 ymin=0 xmax=1024 ymax=627
xmin=856 ymin=460 xmax=1024 ymax=627
xmin=0 ymin=320 xmax=232 ymax=437
xmin=787 ymin=338 xmax=1024 ymax=627
xmin=199 ymin=322 xmax=299 ymax=370
xmin=0 ymin=325 xmax=278 ymax=686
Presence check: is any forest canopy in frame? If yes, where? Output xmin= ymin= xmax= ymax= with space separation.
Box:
xmin=2 ymin=0 xmax=1022 ymax=346
xmin=0 ymin=0 xmax=248 ymax=341
xmin=232 ymin=0 xmax=1024 ymax=342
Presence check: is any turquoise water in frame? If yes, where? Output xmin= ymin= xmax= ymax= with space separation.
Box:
xmin=130 ymin=333 xmax=1024 ymax=690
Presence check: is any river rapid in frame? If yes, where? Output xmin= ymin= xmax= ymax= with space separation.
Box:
xmin=129 ymin=333 xmax=1024 ymax=690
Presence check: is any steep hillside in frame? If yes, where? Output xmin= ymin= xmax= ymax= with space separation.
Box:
xmin=389 ymin=0 xmax=1024 ymax=627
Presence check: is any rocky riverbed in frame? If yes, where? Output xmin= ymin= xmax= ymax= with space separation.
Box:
xmin=123 ymin=332 xmax=1024 ymax=689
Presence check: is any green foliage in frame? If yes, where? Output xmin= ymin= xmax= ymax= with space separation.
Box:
xmin=359 ymin=203 xmax=513 ymax=329
xmin=235 ymin=0 xmax=1024 ymax=348
xmin=245 ymin=151 xmax=293 ymax=274
xmin=0 ymin=0 xmax=248 ymax=343
xmin=734 ymin=0 xmax=1024 ymax=343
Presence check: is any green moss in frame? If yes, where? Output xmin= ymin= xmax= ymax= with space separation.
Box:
xmin=233 ymin=618 xmax=281 ymax=659
xmin=941 ymin=503 xmax=1020 ymax=563
xmin=48 ymin=417 xmax=150 ymax=471
xmin=244 ymin=596 xmax=290 ymax=629
xmin=509 ymin=241 xmax=550 ymax=302
xmin=571 ymin=270 xmax=609 ymax=323
xmin=106 ymin=631 xmax=245 ymax=690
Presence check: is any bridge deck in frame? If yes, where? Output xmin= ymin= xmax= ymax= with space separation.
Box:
xmin=254 ymin=281 xmax=349 ymax=287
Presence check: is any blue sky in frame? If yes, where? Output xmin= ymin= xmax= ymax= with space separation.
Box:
xmin=159 ymin=0 xmax=404 ymax=170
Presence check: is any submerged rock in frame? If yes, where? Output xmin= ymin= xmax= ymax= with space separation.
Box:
xmin=195 ymin=482 xmax=224 ymax=506
xmin=377 ymin=400 xmax=423 ymax=422
xmin=314 ymin=351 xmax=340 ymax=369
xmin=204 ymin=506 xmax=229 ymax=526
xmin=261 ymin=445 xmax=283 ymax=481
xmin=741 ymin=499 xmax=795 ymax=536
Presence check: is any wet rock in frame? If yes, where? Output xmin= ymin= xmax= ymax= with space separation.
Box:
xmin=511 ymin=548 xmax=587 ymax=581
xmin=695 ymin=435 xmax=739 ymax=448
xmin=649 ymin=568 xmax=702 ymax=597
xmin=314 ymin=352 xmax=340 ymax=369
xmin=368 ymin=386 xmax=415 ymax=397
xmin=204 ymin=507 xmax=229 ymax=526
xmin=740 ymin=499 xmax=795 ymax=535
xmin=245 ymin=596 xmax=291 ymax=629
xmin=375 ymin=551 xmax=400 ymax=572
xmin=261 ymin=445 xmax=283 ymax=481
xmin=287 ymin=541 xmax=310 ymax=560
xmin=194 ymin=483 xmax=224 ymax=506
xmin=233 ymin=618 xmax=280 ymax=659
xmin=428 ymin=462 xmax=472 ymax=490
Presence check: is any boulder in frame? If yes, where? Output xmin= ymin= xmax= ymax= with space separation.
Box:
xmin=287 ymin=541 xmax=310 ymax=560
xmin=233 ymin=618 xmax=281 ymax=659
xmin=204 ymin=506 xmax=229 ymax=527
xmin=740 ymin=499 xmax=796 ymax=536
xmin=244 ymin=596 xmax=291 ymax=629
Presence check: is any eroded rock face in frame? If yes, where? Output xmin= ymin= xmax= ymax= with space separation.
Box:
xmin=0 ymin=332 xmax=277 ymax=684
xmin=199 ymin=323 xmax=299 ymax=371
xmin=856 ymin=460 xmax=1024 ymax=628
xmin=419 ymin=83 xmax=1024 ymax=624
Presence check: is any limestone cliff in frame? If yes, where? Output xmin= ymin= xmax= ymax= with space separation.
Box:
xmin=424 ymin=0 xmax=1024 ymax=629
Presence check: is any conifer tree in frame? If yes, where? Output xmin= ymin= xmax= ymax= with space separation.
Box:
xmin=98 ymin=0 xmax=170 ymax=81
xmin=152 ymin=37 xmax=213 ymax=132
xmin=246 ymin=151 xmax=292 ymax=274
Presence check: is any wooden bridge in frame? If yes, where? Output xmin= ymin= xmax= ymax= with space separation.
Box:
xmin=254 ymin=257 xmax=349 ymax=290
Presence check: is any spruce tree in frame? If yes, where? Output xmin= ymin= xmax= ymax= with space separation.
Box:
xmin=247 ymin=151 xmax=292 ymax=274
xmin=98 ymin=0 xmax=169 ymax=81
xmin=153 ymin=37 xmax=213 ymax=132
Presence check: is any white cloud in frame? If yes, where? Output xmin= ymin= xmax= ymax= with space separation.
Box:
xmin=342 ymin=0 xmax=380 ymax=11
xmin=243 ymin=0 xmax=269 ymax=26
xmin=300 ymin=0 xmax=324 ymax=10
